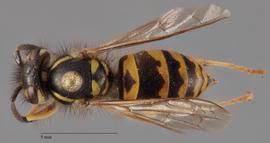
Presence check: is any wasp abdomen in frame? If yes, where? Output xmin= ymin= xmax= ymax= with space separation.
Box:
xmin=118 ymin=50 xmax=213 ymax=100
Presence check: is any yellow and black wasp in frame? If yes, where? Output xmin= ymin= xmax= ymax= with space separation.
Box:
xmin=11 ymin=4 xmax=264 ymax=133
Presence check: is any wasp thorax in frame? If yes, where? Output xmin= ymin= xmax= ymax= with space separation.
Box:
xmin=48 ymin=56 xmax=112 ymax=103
xmin=61 ymin=71 xmax=83 ymax=92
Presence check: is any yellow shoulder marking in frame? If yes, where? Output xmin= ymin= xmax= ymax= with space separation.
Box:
xmin=51 ymin=90 xmax=74 ymax=103
xmin=50 ymin=56 xmax=73 ymax=70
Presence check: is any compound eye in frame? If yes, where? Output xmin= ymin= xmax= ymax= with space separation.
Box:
xmin=13 ymin=51 xmax=22 ymax=65
xmin=24 ymin=86 xmax=38 ymax=104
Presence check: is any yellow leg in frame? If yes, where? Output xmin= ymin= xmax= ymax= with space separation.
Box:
xmin=194 ymin=57 xmax=264 ymax=75
xmin=219 ymin=92 xmax=254 ymax=107
xmin=26 ymin=99 xmax=59 ymax=122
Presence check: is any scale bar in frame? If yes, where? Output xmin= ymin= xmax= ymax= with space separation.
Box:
xmin=41 ymin=132 xmax=118 ymax=135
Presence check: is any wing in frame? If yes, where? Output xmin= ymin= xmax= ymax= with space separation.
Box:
xmin=79 ymin=4 xmax=231 ymax=55
xmin=91 ymin=98 xmax=231 ymax=133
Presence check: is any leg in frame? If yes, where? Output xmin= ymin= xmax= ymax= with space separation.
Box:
xmin=219 ymin=92 xmax=253 ymax=107
xmin=26 ymin=99 xmax=59 ymax=122
xmin=194 ymin=57 xmax=264 ymax=75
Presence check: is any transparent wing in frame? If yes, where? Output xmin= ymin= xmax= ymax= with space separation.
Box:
xmin=93 ymin=98 xmax=231 ymax=133
xmin=80 ymin=4 xmax=231 ymax=55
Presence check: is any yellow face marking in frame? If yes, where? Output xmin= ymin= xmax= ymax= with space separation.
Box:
xmin=92 ymin=80 xmax=101 ymax=97
xmin=123 ymin=54 xmax=139 ymax=100
xmin=91 ymin=59 xmax=99 ymax=74
xmin=147 ymin=50 xmax=169 ymax=98
xmin=50 ymin=56 xmax=73 ymax=70
xmin=26 ymin=100 xmax=58 ymax=121
xmin=51 ymin=90 xmax=74 ymax=103
xmin=61 ymin=71 xmax=83 ymax=92
xmin=101 ymin=61 xmax=109 ymax=75
xmin=169 ymin=52 xmax=188 ymax=97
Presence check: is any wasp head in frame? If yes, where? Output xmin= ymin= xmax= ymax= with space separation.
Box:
xmin=13 ymin=44 xmax=51 ymax=104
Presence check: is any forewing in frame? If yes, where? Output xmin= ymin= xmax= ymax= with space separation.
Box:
xmin=81 ymin=4 xmax=230 ymax=54
xmin=96 ymin=98 xmax=231 ymax=133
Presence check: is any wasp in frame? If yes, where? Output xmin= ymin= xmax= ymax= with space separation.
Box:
xmin=11 ymin=4 xmax=264 ymax=133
